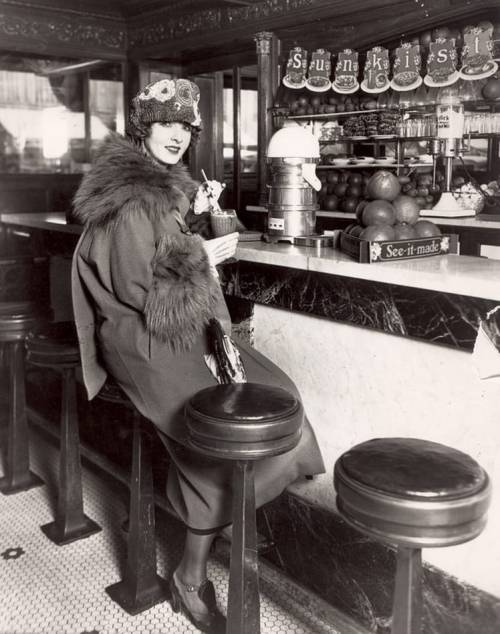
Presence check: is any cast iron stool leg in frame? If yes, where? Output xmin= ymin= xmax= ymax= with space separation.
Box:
xmin=105 ymin=412 xmax=169 ymax=614
xmin=41 ymin=367 xmax=101 ymax=544
xmin=392 ymin=547 xmax=422 ymax=634
xmin=0 ymin=340 xmax=44 ymax=494
xmin=227 ymin=460 xmax=260 ymax=634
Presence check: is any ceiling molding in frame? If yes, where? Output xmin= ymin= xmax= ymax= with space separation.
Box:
xmin=0 ymin=0 xmax=497 ymax=64
xmin=0 ymin=3 xmax=126 ymax=59
xmin=0 ymin=0 xmax=124 ymax=20
xmin=127 ymin=0 xmax=399 ymax=57
xmin=278 ymin=0 xmax=500 ymax=53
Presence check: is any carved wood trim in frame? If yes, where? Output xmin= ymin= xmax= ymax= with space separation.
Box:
xmin=128 ymin=0 xmax=499 ymax=59
xmin=0 ymin=5 xmax=126 ymax=59
xmin=1 ymin=0 xmax=497 ymax=63
xmin=128 ymin=0 xmax=382 ymax=56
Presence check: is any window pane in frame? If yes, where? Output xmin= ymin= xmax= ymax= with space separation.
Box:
xmin=89 ymin=78 xmax=124 ymax=160
xmin=223 ymin=86 xmax=258 ymax=174
xmin=0 ymin=65 xmax=89 ymax=173
xmin=0 ymin=58 xmax=123 ymax=174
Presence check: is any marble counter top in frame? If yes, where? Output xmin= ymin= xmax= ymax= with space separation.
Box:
xmin=236 ymin=241 xmax=500 ymax=302
xmin=0 ymin=212 xmax=82 ymax=235
xmin=2 ymin=212 xmax=500 ymax=302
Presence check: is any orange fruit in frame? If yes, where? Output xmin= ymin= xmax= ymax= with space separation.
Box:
xmin=360 ymin=224 xmax=396 ymax=241
xmin=362 ymin=200 xmax=396 ymax=227
xmin=392 ymin=195 xmax=421 ymax=224
xmin=413 ymin=220 xmax=441 ymax=237
xmin=393 ymin=223 xmax=417 ymax=239
xmin=366 ymin=170 xmax=401 ymax=201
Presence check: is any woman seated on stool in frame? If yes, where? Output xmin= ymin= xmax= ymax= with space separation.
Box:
xmin=71 ymin=77 xmax=325 ymax=634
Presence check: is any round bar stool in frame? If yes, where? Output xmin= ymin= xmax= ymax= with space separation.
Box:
xmin=185 ymin=382 xmax=303 ymax=634
xmin=333 ymin=438 xmax=491 ymax=634
xmin=96 ymin=380 xmax=169 ymax=615
xmin=25 ymin=321 xmax=101 ymax=545
xmin=0 ymin=301 xmax=45 ymax=494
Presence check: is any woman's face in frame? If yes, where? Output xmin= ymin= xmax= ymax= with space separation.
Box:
xmin=145 ymin=121 xmax=192 ymax=165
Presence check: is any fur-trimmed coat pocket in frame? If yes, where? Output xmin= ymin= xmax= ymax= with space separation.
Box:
xmin=144 ymin=233 xmax=219 ymax=353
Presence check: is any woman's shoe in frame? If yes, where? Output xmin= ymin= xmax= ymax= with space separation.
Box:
xmin=170 ymin=572 xmax=226 ymax=633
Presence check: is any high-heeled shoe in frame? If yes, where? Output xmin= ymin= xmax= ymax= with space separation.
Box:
xmin=170 ymin=571 xmax=226 ymax=633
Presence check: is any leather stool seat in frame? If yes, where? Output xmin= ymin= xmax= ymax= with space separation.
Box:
xmin=185 ymin=382 xmax=304 ymax=634
xmin=25 ymin=321 xmax=80 ymax=367
xmin=334 ymin=437 xmax=491 ymax=548
xmin=186 ymin=382 xmax=303 ymax=460
xmin=334 ymin=438 xmax=491 ymax=634
xmin=97 ymin=378 xmax=133 ymax=406
xmin=0 ymin=302 xmax=42 ymax=341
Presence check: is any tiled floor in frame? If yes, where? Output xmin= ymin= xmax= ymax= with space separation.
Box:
xmin=0 ymin=429 xmax=339 ymax=634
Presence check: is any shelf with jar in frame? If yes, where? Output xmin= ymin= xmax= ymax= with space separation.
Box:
xmin=284 ymin=101 xmax=500 ymax=138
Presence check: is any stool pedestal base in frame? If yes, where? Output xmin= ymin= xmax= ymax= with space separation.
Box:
xmin=39 ymin=368 xmax=101 ymax=544
xmin=41 ymin=515 xmax=102 ymax=546
xmin=105 ymin=415 xmax=168 ymax=614
xmin=0 ymin=470 xmax=44 ymax=494
xmin=105 ymin=576 xmax=170 ymax=616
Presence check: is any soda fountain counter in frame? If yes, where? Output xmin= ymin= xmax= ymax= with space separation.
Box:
xmin=2 ymin=211 xmax=500 ymax=633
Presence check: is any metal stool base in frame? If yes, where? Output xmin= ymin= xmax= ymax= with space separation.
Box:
xmin=105 ymin=576 xmax=169 ymax=616
xmin=40 ymin=515 xmax=102 ymax=546
xmin=0 ymin=470 xmax=44 ymax=494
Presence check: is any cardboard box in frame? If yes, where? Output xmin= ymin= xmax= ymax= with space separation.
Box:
xmin=340 ymin=231 xmax=459 ymax=263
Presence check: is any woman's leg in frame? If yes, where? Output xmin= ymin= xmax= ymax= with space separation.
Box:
xmin=176 ymin=530 xmax=216 ymax=584
xmin=173 ymin=530 xmax=218 ymax=617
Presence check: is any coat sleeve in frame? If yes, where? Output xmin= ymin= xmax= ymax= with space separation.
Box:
xmin=107 ymin=207 xmax=220 ymax=353
xmin=108 ymin=210 xmax=155 ymax=312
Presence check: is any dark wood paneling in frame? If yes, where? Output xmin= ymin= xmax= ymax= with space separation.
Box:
xmin=189 ymin=72 xmax=224 ymax=184
xmin=0 ymin=174 xmax=82 ymax=215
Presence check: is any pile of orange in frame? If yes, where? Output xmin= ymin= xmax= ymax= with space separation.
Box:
xmin=345 ymin=171 xmax=441 ymax=241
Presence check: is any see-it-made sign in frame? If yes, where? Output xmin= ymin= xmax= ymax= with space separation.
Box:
xmin=361 ymin=46 xmax=390 ymax=93
xmin=340 ymin=232 xmax=458 ymax=263
xmin=424 ymin=38 xmax=459 ymax=87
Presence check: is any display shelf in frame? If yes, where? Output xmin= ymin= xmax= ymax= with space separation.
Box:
xmin=288 ymin=109 xmax=383 ymax=120
xmin=317 ymin=163 xmax=431 ymax=169
xmin=320 ymin=136 xmax=397 ymax=143
xmin=319 ymin=133 xmax=498 ymax=145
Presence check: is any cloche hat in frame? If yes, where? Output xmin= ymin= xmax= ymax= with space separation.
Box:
xmin=128 ymin=78 xmax=202 ymax=139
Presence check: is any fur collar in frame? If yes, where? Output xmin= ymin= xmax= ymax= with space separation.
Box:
xmin=72 ymin=133 xmax=199 ymax=229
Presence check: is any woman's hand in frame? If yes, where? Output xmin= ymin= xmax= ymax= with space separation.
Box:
xmin=193 ymin=180 xmax=226 ymax=215
xmin=203 ymin=232 xmax=238 ymax=275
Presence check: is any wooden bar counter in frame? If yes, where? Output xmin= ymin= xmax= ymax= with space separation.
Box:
xmin=2 ymin=212 xmax=500 ymax=634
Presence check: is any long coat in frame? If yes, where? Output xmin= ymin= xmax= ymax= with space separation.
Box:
xmin=71 ymin=134 xmax=325 ymax=531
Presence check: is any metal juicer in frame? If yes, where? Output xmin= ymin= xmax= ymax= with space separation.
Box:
xmin=264 ymin=122 xmax=324 ymax=244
